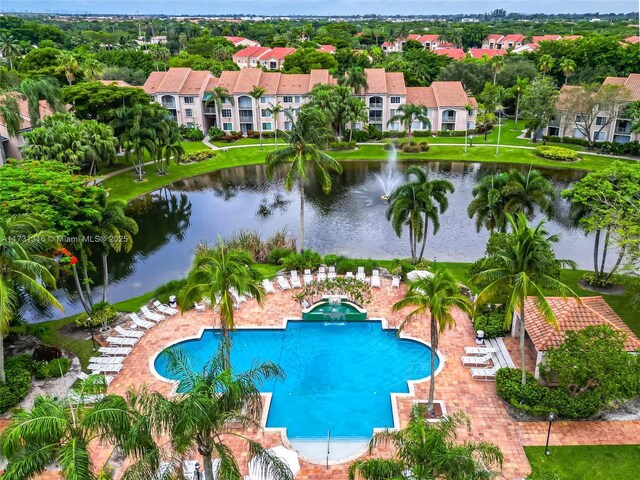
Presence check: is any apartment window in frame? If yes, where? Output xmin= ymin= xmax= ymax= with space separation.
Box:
xmin=284 ymin=121 xmax=292 ymax=130
xmin=595 ymin=116 xmax=607 ymax=126
xmin=185 ymin=109 xmax=193 ymax=117
xmin=222 ymin=122 xmax=233 ymax=130
xmin=262 ymin=122 xmax=272 ymax=131
xmin=283 ymin=96 xmax=293 ymax=103
xmin=390 ymin=96 xmax=401 ymax=104
xmin=261 ymin=109 xmax=270 ymax=118
xmin=269 ymin=61 xmax=277 ymax=69
xmin=221 ymin=109 xmax=232 ymax=118
xmin=186 ymin=122 xmax=195 ymax=128
xmin=222 ymin=98 xmax=231 ymax=104
xmin=594 ymin=131 xmax=606 ymax=141
xmin=183 ymin=97 xmax=194 ymax=104
xmin=294 ymin=96 xmax=302 ymax=103
xmin=575 ymin=114 xmax=586 ymax=123
xmin=260 ymin=96 xmax=270 ymax=104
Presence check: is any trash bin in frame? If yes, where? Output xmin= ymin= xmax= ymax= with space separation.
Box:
xmin=169 ymin=295 xmax=177 ymax=308
xmin=476 ymin=330 xmax=485 ymax=345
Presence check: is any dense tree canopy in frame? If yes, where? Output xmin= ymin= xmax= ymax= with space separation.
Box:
xmin=61 ymin=81 xmax=152 ymax=122
xmin=282 ymin=48 xmax=338 ymax=73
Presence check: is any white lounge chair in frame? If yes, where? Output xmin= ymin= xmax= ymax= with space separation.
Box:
xmin=464 ymin=346 xmax=497 ymax=356
xmin=371 ymin=269 xmax=380 ymax=288
xmin=345 ymin=271 xmax=354 ymax=279
xmin=461 ymin=353 xmax=493 ymax=367
xmin=317 ymin=266 xmax=327 ymax=282
xmin=77 ymin=371 xmax=114 ymax=386
xmin=106 ymin=336 xmax=138 ymax=346
xmin=290 ymin=271 xmax=302 ymax=288
xmin=98 ymin=346 xmax=132 ymax=357
xmin=114 ymin=325 xmax=144 ymax=339
xmin=304 ymin=269 xmax=313 ymax=285
xmin=130 ymin=313 xmax=154 ymax=330
xmin=88 ymin=363 xmax=123 ymax=374
xmin=277 ymin=275 xmax=292 ymax=291
xmin=471 ymin=364 xmax=500 ymax=381
xmin=262 ymin=279 xmax=276 ymax=294
xmin=68 ymin=390 xmax=104 ymax=404
xmin=141 ymin=305 xmax=165 ymax=322
xmin=356 ymin=266 xmax=366 ymax=282
xmin=89 ymin=356 xmax=124 ymax=365
xmin=152 ymin=300 xmax=178 ymax=316
xmin=391 ymin=275 xmax=401 ymax=288
xmin=230 ymin=288 xmax=247 ymax=305
xmin=328 ymin=266 xmax=337 ymax=280
xmin=194 ymin=301 xmax=206 ymax=313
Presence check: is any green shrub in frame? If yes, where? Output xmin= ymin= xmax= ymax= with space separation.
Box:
xmin=184 ymin=127 xmax=204 ymax=141
xmin=226 ymin=229 xmax=296 ymax=263
xmin=381 ymin=130 xmax=407 ymax=138
xmin=329 ymin=141 xmax=356 ymax=150
xmin=473 ymin=306 xmax=508 ymax=338
xmin=582 ymin=272 xmax=615 ymax=288
xmin=6 ymin=354 xmax=35 ymax=373
xmin=0 ymin=356 xmax=33 ymax=412
xmin=323 ymin=254 xmax=344 ymax=266
xmin=281 ymin=249 xmax=323 ymax=271
xmin=75 ymin=302 xmax=119 ymax=329
xmin=434 ymin=130 xmax=472 ymax=138
xmin=207 ymin=126 xmax=225 ymax=140
xmin=342 ymin=129 xmax=370 ymax=142
xmin=534 ymin=146 xmax=580 ymax=162
xmin=413 ymin=130 xmax=433 ymax=138
xmin=335 ymin=258 xmax=377 ymax=275
xmin=367 ymin=125 xmax=382 ymax=140
xmin=402 ymin=144 xmax=421 ymax=153
xmin=182 ymin=150 xmax=216 ymax=163
xmin=153 ymin=279 xmax=188 ymax=304
xmin=220 ymin=131 xmax=243 ymax=142
xmin=268 ymin=247 xmax=295 ymax=265
xmin=35 ymin=357 xmax=71 ymax=379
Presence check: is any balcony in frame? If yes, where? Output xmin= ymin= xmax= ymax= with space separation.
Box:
xmin=239 ymin=110 xmax=254 ymax=121
xmin=615 ymin=126 xmax=632 ymax=135
xmin=203 ymin=107 xmax=216 ymax=115
xmin=161 ymin=100 xmax=176 ymax=110
xmin=442 ymin=115 xmax=456 ymax=123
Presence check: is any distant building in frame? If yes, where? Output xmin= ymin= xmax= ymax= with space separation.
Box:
xmin=0 ymin=97 xmax=56 ymax=162
xmin=136 ymin=35 xmax=167 ymax=46
xmin=435 ymin=49 xmax=467 ymax=60
xmin=481 ymin=33 xmax=582 ymax=51
xmin=96 ymin=80 xmax=133 ymax=87
xmin=232 ymin=46 xmax=296 ymax=70
xmin=223 ymin=36 xmax=260 ymax=47
xmin=468 ymin=48 xmax=507 ymax=59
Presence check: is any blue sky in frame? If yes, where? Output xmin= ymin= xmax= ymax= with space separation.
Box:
xmin=2 ymin=1 xmax=638 ymax=15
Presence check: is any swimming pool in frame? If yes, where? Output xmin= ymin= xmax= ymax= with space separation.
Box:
xmin=154 ymin=321 xmax=437 ymax=442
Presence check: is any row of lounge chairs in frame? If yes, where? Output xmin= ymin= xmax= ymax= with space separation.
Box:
xmin=461 ymin=346 xmax=500 ymax=381
xmin=265 ymin=267 xmax=402 ymax=292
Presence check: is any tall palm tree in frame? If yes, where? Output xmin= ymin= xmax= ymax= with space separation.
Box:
xmin=0 ymin=377 xmax=155 ymax=480
xmin=204 ymin=86 xmax=234 ymax=130
xmin=502 ymin=169 xmax=556 ymax=220
xmin=249 ymin=85 xmax=266 ymax=149
xmin=130 ymin=347 xmax=292 ymax=480
xmin=0 ymin=215 xmax=62 ymax=382
xmin=111 ymin=104 xmax=156 ymax=181
xmin=0 ymin=94 xmax=21 ymax=165
xmin=387 ymin=104 xmax=431 ymax=144
xmin=56 ymin=51 xmax=83 ymax=85
xmin=343 ymin=67 xmax=368 ymax=95
xmin=538 ymin=54 xmax=555 ymax=78
xmin=386 ymin=166 xmax=454 ymax=264
xmin=349 ymin=408 xmax=503 ymax=480
xmin=392 ymin=269 xmax=472 ymax=413
xmin=0 ymin=34 xmax=20 ymax=70
xmin=345 ymin=97 xmax=368 ymax=142
xmin=490 ymin=55 xmax=505 ymax=85
xmin=266 ymin=101 xmax=284 ymax=148
xmin=560 ymin=58 xmax=576 ymax=85
xmin=178 ymin=238 xmax=264 ymax=357
xmin=471 ymin=213 xmax=578 ymax=384
xmin=467 ymin=172 xmax=509 ymax=233
xmin=512 ymin=76 xmax=529 ymax=130
xmin=265 ymin=107 xmax=343 ymax=251
xmin=81 ymin=57 xmax=104 ymax=81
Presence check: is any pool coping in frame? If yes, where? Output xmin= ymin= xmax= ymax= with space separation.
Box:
xmin=147 ymin=315 xmax=446 ymax=465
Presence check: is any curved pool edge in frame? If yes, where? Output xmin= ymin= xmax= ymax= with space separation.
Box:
xmin=148 ymin=316 xmax=446 ymax=464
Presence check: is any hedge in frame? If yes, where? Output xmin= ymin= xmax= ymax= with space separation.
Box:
xmin=35 ymin=357 xmax=71 ymax=379
xmin=496 ymin=368 xmax=602 ymax=419
xmin=599 ymin=141 xmax=640 ymax=157
xmin=329 ymin=141 xmax=356 ymax=150
xmin=534 ymin=146 xmax=580 ymax=162
xmin=75 ymin=302 xmax=119 ymax=329
xmin=473 ymin=306 xmax=508 ymax=338
xmin=0 ymin=356 xmax=33 ymax=413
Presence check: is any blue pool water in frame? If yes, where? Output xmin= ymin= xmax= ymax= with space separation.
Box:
xmin=154 ymin=321 xmax=436 ymax=440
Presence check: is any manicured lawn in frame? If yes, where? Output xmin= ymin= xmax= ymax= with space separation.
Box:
xmin=212 ymin=137 xmax=277 ymax=147
xmin=525 ymin=445 xmax=640 ymax=480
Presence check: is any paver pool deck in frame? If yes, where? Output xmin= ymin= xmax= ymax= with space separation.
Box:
xmin=11 ymin=280 xmax=640 ymax=480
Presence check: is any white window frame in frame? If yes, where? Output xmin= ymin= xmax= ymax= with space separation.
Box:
xmin=221 ymin=109 xmax=232 ymax=118
xmin=223 ymin=122 xmax=233 ymax=130
xmin=262 ymin=122 xmax=272 ymax=131
xmin=390 ymin=96 xmax=401 ymax=104
xmin=283 ymin=96 xmax=293 ymax=103
xmin=183 ymin=96 xmax=195 ymax=104
xmin=185 ymin=108 xmax=193 ymax=117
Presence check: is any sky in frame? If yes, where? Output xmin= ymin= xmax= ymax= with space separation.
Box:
xmin=1 ymin=0 xmax=638 ymax=16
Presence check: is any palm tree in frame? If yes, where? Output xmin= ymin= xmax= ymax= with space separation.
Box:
xmin=560 ymin=58 xmax=576 ymax=85
xmin=349 ymin=408 xmax=503 ymax=480
xmin=0 ymin=215 xmax=62 ymax=382
xmin=392 ymin=269 xmax=472 ymax=413
xmin=0 ymin=34 xmax=20 ymax=70
xmin=386 ymin=166 xmax=454 ymax=264
xmin=490 ymin=55 xmax=505 ymax=85
xmin=204 ymin=86 xmax=234 ymax=130
xmin=81 ymin=57 xmax=104 ymax=81
xmin=178 ymin=238 xmax=264 ymax=357
xmin=387 ymin=104 xmax=431 ymax=144
xmin=249 ymin=85 xmax=266 ymax=149
xmin=266 ymin=102 xmax=284 ymax=148
xmin=130 ymin=346 xmax=292 ymax=480
xmin=111 ymin=104 xmax=156 ymax=181
xmin=0 ymin=94 xmax=20 ymax=165
xmin=265 ymin=107 xmax=343 ymax=251
xmin=538 ymin=54 xmax=555 ymax=78
xmin=471 ymin=213 xmax=578 ymax=384
xmin=345 ymin=97 xmax=368 ymax=142
xmin=343 ymin=67 xmax=368 ymax=94
xmin=0 ymin=377 xmax=155 ymax=480
xmin=56 ymin=51 xmax=83 ymax=85
xmin=503 ymin=169 xmax=556 ymax=220
xmin=512 ymin=76 xmax=529 ymax=130
xmin=467 ymin=172 xmax=509 ymax=233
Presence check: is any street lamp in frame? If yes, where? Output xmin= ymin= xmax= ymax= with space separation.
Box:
xmin=545 ymin=412 xmax=555 ymax=456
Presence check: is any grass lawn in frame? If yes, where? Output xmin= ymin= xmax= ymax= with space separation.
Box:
xmin=525 ymin=445 xmax=640 ymax=480
xmin=211 ymin=137 xmax=277 ymax=147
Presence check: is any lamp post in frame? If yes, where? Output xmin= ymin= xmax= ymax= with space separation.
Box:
xmin=544 ymin=412 xmax=555 ymax=456
xmin=88 ymin=318 xmax=98 ymax=352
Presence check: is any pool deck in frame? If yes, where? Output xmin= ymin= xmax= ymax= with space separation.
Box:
xmin=12 ymin=280 xmax=640 ymax=480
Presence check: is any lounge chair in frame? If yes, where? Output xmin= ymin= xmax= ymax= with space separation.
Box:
xmin=106 ymin=336 xmax=138 ymax=346
xmin=345 ymin=271 xmax=354 ymax=279
xmin=304 ymin=269 xmax=313 ymax=285
xmin=262 ymin=279 xmax=276 ymax=294
xmin=130 ymin=313 xmax=154 ymax=330
xmin=114 ymin=325 xmax=144 ymax=339
xmin=471 ymin=364 xmax=500 ymax=381
xmin=77 ymin=371 xmax=114 ymax=386
xmin=277 ymin=275 xmax=292 ymax=291
xmin=356 ymin=266 xmax=366 ymax=282
xmin=152 ymin=300 xmax=178 ymax=316
xmin=98 ymin=346 xmax=132 ymax=357
xmin=290 ymin=271 xmax=302 ymax=288
xmin=317 ymin=266 xmax=327 ymax=282
xmin=88 ymin=363 xmax=123 ymax=374
xmin=194 ymin=301 xmax=206 ymax=313
xmin=89 ymin=356 xmax=124 ymax=365
xmin=391 ymin=275 xmax=401 ymax=288
xmin=461 ymin=353 xmax=493 ymax=367
xmin=68 ymin=390 xmax=104 ymax=404
xmin=464 ymin=346 xmax=497 ymax=356
xmin=328 ymin=266 xmax=337 ymax=280
xmin=371 ymin=269 xmax=380 ymax=288
xmin=230 ymin=288 xmax=246 ymax=306
xmin=141 ymin=305 xmax=165 ymax=322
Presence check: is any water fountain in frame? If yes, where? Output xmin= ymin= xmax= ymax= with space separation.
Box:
xmin=374 ymin=145 xmax=403 ymax=201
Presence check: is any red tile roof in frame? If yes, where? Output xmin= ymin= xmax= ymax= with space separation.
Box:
xmin=469 ymin=48 xmax=507 ymax=59
xmin=0 ymin=96 xmax=56 ymax=130
xmin=142 ymin=68 xmax=214 ymax=95
xmin=531 ymin=35 xmax=562 ymax=44
xmin=233 ymin=46 xmax=270 ymax=59
xmin=406 ymin=86 xmax=437 ymax=107
xmin=259 ymin=47 xmax=296 ymax=61
xmin=97 ymin=79 xmax=132 ymax=87
xmin=435 ymin=48 xmax=466 ymax=60
xmin=501 ymin=34 xmax=525 ymax=44
xmin=431 ymin=81 xmax=472 ymax=106
xmin=209 ymin=68 xmax=335 ymax=95
xmin=486 ymin=34 xmax=503 ymax=41
xmin=524 ymin=296 xmax=640 ymax=352
xmin=317 ymin=45 xmax=336 ymax=54
xmin=603 ymin=73 xmax=640 ymax=101
xmin=624 ymin=36 xmax=640 ymax=44
xmin=223 ymin=36 xmax=258 ymax=46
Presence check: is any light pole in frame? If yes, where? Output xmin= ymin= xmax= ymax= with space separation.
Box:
xmin=544 ymin=412 xmax=555 ymax=456
xmin=495 ymin=109 xmax=503 ymax=156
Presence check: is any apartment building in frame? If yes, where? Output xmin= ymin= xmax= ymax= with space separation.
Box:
xmin=546 ymin=73 xmax=640 ymax=144
xmin=223 ymin=36 xmax=260 ymax=47
xmin=232 ymin=46 xmax=296 ymax=70
xmin=142 ymin=67 xmax=477 ymax=136
xmin=481 ymin=33 xmax=582 ymax=51
xmin=382 ymin=34 xmax=442 ymax=53
xmin=0 ymin=97 xmax=55 ymax=163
